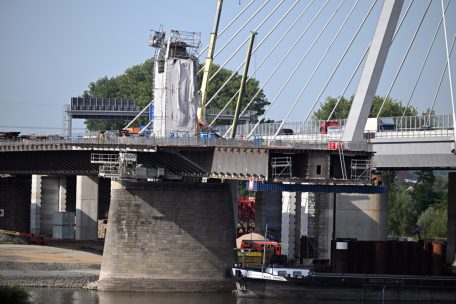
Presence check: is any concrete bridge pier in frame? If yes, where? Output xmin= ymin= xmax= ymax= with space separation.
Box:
xmin=28 ymin=174 xmax=98 ymax=239
xmin=0 ymin=175 xmax=31 ymax=232
xmin=30 ymin=175 xmax=68 ymax=236
xmin=97 ymin=181 xmax=236 ymax=292
xmin=254 ymin=186 xmax=388 ymax=262
xmin=75 ymin=176 xmax=99 ymax=240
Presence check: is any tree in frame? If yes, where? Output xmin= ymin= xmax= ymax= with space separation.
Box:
xmin=83 ymin=59 xmax=153 ymax=131
xmin=417 ymin=206 xmax=447 ymax=239
xmin=198 ymin=63 xmax=269 ymax=123
xmin=388 ymin=176 xmax=417 ymax=237
xmin=83 ymin=60 xmax=268 ymax=131
xmin=313 ymin=96 xmax=417 ymax=120
xmin=313 ymin=96 xmax=353 ymax=120
xmin=411 ymin=170 xmax=444 ymax=213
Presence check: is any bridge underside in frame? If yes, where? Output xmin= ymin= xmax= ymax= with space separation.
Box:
xmin=371 ymin=137 xmax=456 ymax=169
xmin=0 ymin=143 xmax=373 ymax=183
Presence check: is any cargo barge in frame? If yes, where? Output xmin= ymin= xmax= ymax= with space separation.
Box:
xmin=232 ymin=267 xmax=456 ymax=302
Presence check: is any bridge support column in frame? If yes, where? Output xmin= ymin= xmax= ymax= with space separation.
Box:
xmin=448 ymin=172 xmax=456 ymax=269
xmin=30 ymin=175 xmax=64 ymax=236
xmin=315 ymin=191 xmax=388 ymax=260
xmin=30 ymin=175 xmax=42 ymax=235
xmin=254 ymin=191 xmax=282 ymax=241
xmin=75 ymin=176 xmax=98 ymax=240
xmin=58 ymin=176 xmax=67 ymax=212
xmin=98 ymin=181 xmax=235 ymax=292
xmin=281 ymin=190 xmax=303 ymax=262
xmin=0 ymin=176 xmax=31 ymax=232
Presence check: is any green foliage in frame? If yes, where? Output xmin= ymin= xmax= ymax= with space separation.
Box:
xmin=417 ymin=206 xmax=447 ymax=239
xmin=198 ymin=63 xmax=269 ymax=124
xmin=412 ymin=171 xmax=444 ymax=213
xmin=313 ymin=96 xmax=417 ymax=120
xmin=313 ymin=96 xmax=353 ymax=120
xmin=0 ymin=286 xmax=31 ymax=304
xmin=370 ymin=96 xmax=417 ymax=117
xmin=388 ymin=177 xmax=417 ymax=237
xmin=388 ymin=172 xmax=448 ymax=239
xmin=83 ymin=60 xmax=154 ymax=131
xmin=82 ymin=60 xmax=268 ymax=131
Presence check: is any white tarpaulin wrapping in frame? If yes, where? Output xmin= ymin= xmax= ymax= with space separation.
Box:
xmin=153 ymin=58 xmax=198 ymax=137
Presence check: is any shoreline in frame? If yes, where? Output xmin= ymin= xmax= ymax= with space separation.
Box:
xmin=0 ymin=243 xmax=102 ymax=289
xmin=0 ymin=261 xmax=100 ymax=289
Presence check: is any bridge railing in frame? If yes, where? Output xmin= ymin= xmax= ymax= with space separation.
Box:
xmin=393 ymin=114 xmax=453 ymax=131
xmin=216 ymin=115 xmax=453 ymax=140
xmin=0 ymin=133 xmax=371 ymax=152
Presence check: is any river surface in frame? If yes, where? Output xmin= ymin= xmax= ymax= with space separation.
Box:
xmin=25 ymin=288 xmax=376 ymax=304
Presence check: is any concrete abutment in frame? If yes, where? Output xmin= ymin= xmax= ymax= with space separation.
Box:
xmin=98 ymin=181 xmax=236 ymax=292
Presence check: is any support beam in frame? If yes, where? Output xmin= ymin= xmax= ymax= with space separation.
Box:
xmin=342 ymin=0 xmax=403 ymax=142
xmin=76 ymin=176 xmax=98 ymax=240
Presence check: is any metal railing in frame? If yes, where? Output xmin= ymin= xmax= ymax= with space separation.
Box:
xmin=1 ymin=115 xmax=450 ymax=151
xmin=0 ymin=133 xmax=372 ymax=153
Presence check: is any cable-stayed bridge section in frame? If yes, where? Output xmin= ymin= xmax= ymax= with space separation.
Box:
xmin=1 ymin=0 xmax=456 ymax=293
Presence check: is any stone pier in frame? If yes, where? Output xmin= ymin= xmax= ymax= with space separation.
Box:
xmin=97 ymin=181 xmax=236 ymax=292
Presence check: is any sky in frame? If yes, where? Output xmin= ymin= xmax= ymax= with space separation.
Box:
xmin=0 ymin=0 xmax=455 ymax=135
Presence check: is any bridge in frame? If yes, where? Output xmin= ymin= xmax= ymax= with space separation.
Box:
xmin=1 ymin=0 xmax=455 ymax=292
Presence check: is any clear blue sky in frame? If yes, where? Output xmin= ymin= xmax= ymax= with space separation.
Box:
xmin=0 ymin=0 xmax=454 ymax=134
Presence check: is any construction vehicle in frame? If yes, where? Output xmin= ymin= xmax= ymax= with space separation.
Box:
xmin=237 ymin=239 xmax=284 ymax=267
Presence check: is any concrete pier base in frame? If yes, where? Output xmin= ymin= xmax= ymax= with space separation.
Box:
xmin=98 ymin=181 xmax=236 ymax=292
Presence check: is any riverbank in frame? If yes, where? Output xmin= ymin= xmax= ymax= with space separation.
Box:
xmin=0 ymin=243 xmax=102 ymax=288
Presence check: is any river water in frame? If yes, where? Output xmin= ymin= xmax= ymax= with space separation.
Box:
xmin=25 ymin=288 xmax=361 ymax=304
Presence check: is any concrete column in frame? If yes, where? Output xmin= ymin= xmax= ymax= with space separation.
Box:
xmin=0 ymin=176 xmax=31 ymax=232
xmin=227 ymin=180 xmax=238 ymax=230
xmin=314 ymin=191 xmax=388 ymax=260
xmin=40 ymin=176 xmax=60 ymax=236
xmin=30 ymin=175 xmax=42 ymax=235
xmin=315 ymin=193 xmax=333 ymax=260
xmin=76 ymin=176 xmax=98 ymax=240
xmin=254 ymin=191 xmax=282 ymax=241
xmin=301 ymin=192 xmax=313 ymax=237
xmin=448 ymin=172 xmax=456 ymax=267
xmin=98 ymin=181 xmax=236 ymax=292
xmin=281 ymin=191 xmax=297 ymax=261
xmin=336 ymin=193 xmax=388 ymax=240
xmin=58 ymin=176 xmax=67 ymax=212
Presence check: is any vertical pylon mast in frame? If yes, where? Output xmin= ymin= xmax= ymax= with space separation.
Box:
xmin=342 ymin=0 xmax=404 ymax=142
xmin=198 ymin=0 xmax=223 ymax=125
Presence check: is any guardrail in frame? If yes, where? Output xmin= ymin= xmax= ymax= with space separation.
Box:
xmin=0 ymin=134 xmax=371 ymax=152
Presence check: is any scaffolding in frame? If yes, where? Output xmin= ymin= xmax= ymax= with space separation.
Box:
xmin=350 ymin=159 xmax=371 ymax=181
xmin=271 ymin=156 xmax=292 ymax=179
xmin=91 ymin=153 xmax=138 ymax=180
